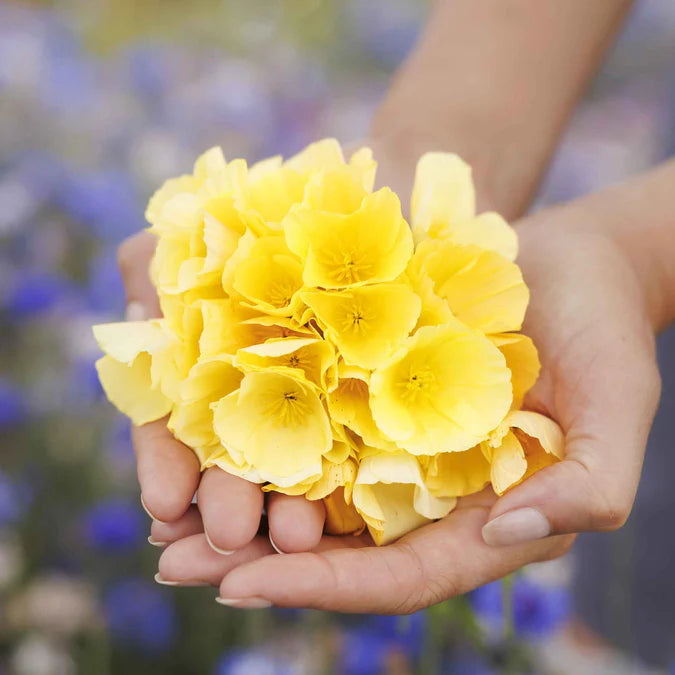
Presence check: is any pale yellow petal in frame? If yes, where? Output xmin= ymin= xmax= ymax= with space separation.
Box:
xmin=411 ymin=152 xmax=475 ymax=242
xmin=95 ymin=355 xmax=172 ymax=426
xmin=301 ymin=284 xmax=421 ymax=370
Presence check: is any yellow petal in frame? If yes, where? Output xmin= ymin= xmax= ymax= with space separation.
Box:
xmin=489 ymin=333 xmax=541 ymax=408
xmin=227 ymin=235 xmax=304 ymax=316
xmin=353 ymin=452 xmax=455 ymax=545
xmin=370 ymin=321 xmax=513 ymax=455
xmin=412 ymin=240 xmax=529 ymax=333
xmin=284 ymin=138 xmax=345 ymax=173
xmin=411 ymin=152 xmax=475 ymax=242
xmin=301 ymin=284 xmax=421 ymax=370
xmin=327 ymin=376 xmax=398 ymax=452
xmin=212 ymin=370 xmax=331 ymax=485
xmin=192 ymin=146 xmax=227 ymax=183
xmin=447 ymin=212 xmax=519 ymax=261
xmin=145 ymin=175 xmax=199 ymax=227
xmin=323 ymin=488 xmax=366 ymax=535
xmin=95 ymin=355 xmax=172 ymax=426
xmin=168 ymin=357 xmax=244 ymax=450
xmin=490 ymin=431 xmax=528 ymax=495
xmin=235 ymin=337 xmax=336 ymax=391
xmin=285 ymin=188 xmax=413 ymax=289
xmin=488 ymin=411 xmax=564 ymax=494
xmin=423 ymin=446 xmax=491 ymax=498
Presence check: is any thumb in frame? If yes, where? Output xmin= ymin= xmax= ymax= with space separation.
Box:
xmin=117 ymin=231 xmax=161 ymax=320
xmin=482 ymin=345 xmax=661 ymax=546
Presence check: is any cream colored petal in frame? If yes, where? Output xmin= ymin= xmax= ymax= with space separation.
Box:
xmin=95 ymin=355 xmax=172 ymax=426
xmin=93 ymin=321 xmax=169 ymax=364
xmin=212 ymin=370 xmax=331 ymax=482
xmin=447 ymin=212 xmax=518 ymax=261
xmin=505 ymin=411 xmax=565 ymax=460
xmin=490 ymin=430 xmax=528 ymax=495
xmin=489 ymin=333 xmax=541 ymax=408
xmin=411 ymin=152 xmax=475 ymax=242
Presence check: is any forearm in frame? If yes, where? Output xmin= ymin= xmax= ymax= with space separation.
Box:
xmin=372 ymin=0 xmax=633 ymax=219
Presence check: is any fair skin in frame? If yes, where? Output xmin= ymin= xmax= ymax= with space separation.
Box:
xmin=119 ymin=0 xmax=675 ymax=610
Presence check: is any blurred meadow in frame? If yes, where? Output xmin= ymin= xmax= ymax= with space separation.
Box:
xmin=1 ymin=0 xmax=674 ymax=673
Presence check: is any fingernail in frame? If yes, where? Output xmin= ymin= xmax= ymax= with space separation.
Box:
xmin=268 ymin=533 xmax=285 ymax=555
xmin=205 ymin=530 xmax=235 ymax=556
xmin=154 ymin=573 xmax=207 ymax=587
xmin=148 ymin=536 xmax=167 ymax=548
xmin=215 ymin=597 xmax=272 ymax=609
xmin=140 ymin=495 xmax=168 ymax=524
xmin=125 ymin=301 xmax=148 ymax=322
xmin=482 ymin=507 xmax=551 ymax=546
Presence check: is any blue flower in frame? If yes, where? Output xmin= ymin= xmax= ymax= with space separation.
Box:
xmin=443 ymin=653 xmax=497 ymax=675
xmin=0 ymin=470 xmax=31 ymax=526
xmin=103 ymin=578 xmax=178 ymax=654
xmin=126 ymin=44 xmax=170 ymax=100
xmin=81 ymin=498 xmax=146 ymax=552
xmin=339 ymin=612 xmax=427 ymax=675
xmin=3 ymin=270 xmax=76 ymax=318
xmin=468 ymin=578 xmax=571 ymax=640
xmin=213 ymin=649 xmax=296 ymax=675
xmin=512 ymin=577 xmax=571 ymax=638
xmin=57 ymin=170 xmax=145 ymax=241
xmin=0 ymin=379 xmax=27 ymax=427
xmin=86 ymin=251 xmax=125 ymax=315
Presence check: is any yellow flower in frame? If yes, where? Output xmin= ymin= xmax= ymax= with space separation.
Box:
xmin=167 ymin=356 xmax=243 ymax=464
xmin=198 ymin=299 xmax=313 ymax=358
xmin=235 ymin=337 xmax=337 ymax=391
xmin=370 ymin=321 xmax=513 ymax=455
xmin=223 ymin=233 xmax=304 ymax=317
xmin=245 ymin=139 xmax=374 ymax=226
xmin=422 ymin=446 xmax=491 ymax=498
xmin=212 ymin=369 xmax=332 ymax=486
xmin=93 ymin=321 xmax=175 ymax=426
xmin=484 ymin=411 xmax=565 ymax=495
xmin=411 ymin=152 xmax=518 ymax=260
xmin=285 ymin=188 xmax=413 ymax=288
xmin=488 ymin=333 xmax=540 ymax=409
xmin=410 ymin=239 xmax=529 ymax=333
xmin=353 ymin=452 xmax=456 ymax=545
xmin=301 ymin=284 xmax=421 ymax=370
xmin=327 ymin=362 xmax=398 ymax=451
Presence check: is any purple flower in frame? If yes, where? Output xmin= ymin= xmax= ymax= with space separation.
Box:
xmin=103 ymin=578 xmax=178 ymax=653
xmin=0 ymin=470 xmax=32 ymax=526
xmin=81 ymin=498 xmax=145 ymax=552
xmin=213 ymin=649 xmax=296 ymax=675
xmin=57 ymin=170 xmax=144 ymax=241
xmin=86 ymin=251 xmax=125 ymax=315
xmin=339 ymin=612 xmax=427 ymax=675
xmin=512 ymin=577 xmax=571 ymax=638
xmin=468 ymin=578 xmax=571 ymax=640
xmin=0 ymin=379 xmax=27 ymax=427
xmin=3 ymin=270 xmax=76 ymax=318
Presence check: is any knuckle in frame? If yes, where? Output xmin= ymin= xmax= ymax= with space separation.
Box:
xmin=117 ymin=234 xmax=141 ymax=271
xmin=591 ymin=489 xmax=632 ymax=531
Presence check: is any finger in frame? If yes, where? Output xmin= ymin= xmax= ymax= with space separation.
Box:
xmin=216 ymin=502 xmax=574 ymax=613
xmin=197 ymin=467 xmax=264 ymax=554
xmin=134 ymin=419 xmax=201 ymax=523
xmin=117 ymin=231 xmax=160 ymax=318
xmin=266 ymin=493 xmax=325 ymax=554
xmin=149 ymin=505 xmax=204 ymax=547
xmin=483 ymin=323 xmax=661 ymax=546
xmin=156 ymin=533 xmax=274 ymax=587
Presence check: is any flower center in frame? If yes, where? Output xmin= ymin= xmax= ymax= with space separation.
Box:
xmin=268 ymin=389 xmax=308 ymax=426
xmin=398 ymin=367 xmax=436 ymax=401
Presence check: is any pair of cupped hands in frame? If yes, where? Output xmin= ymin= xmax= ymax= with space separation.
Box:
xmin=119 ymin=146 xmax=660 ymax=612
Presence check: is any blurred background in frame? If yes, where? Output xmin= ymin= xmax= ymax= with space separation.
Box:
xmin=1 ymin=1 xmax=674 ymax=673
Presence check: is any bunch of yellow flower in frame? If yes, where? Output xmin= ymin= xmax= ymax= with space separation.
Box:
xmin=93 ymin=139 xmax=564 ymax=545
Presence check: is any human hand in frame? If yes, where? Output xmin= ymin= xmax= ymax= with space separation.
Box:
xmin=154 ymin=203 xmax=660 ymax=611
xmin=117 ymin=231 xmax=327 ymax=562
